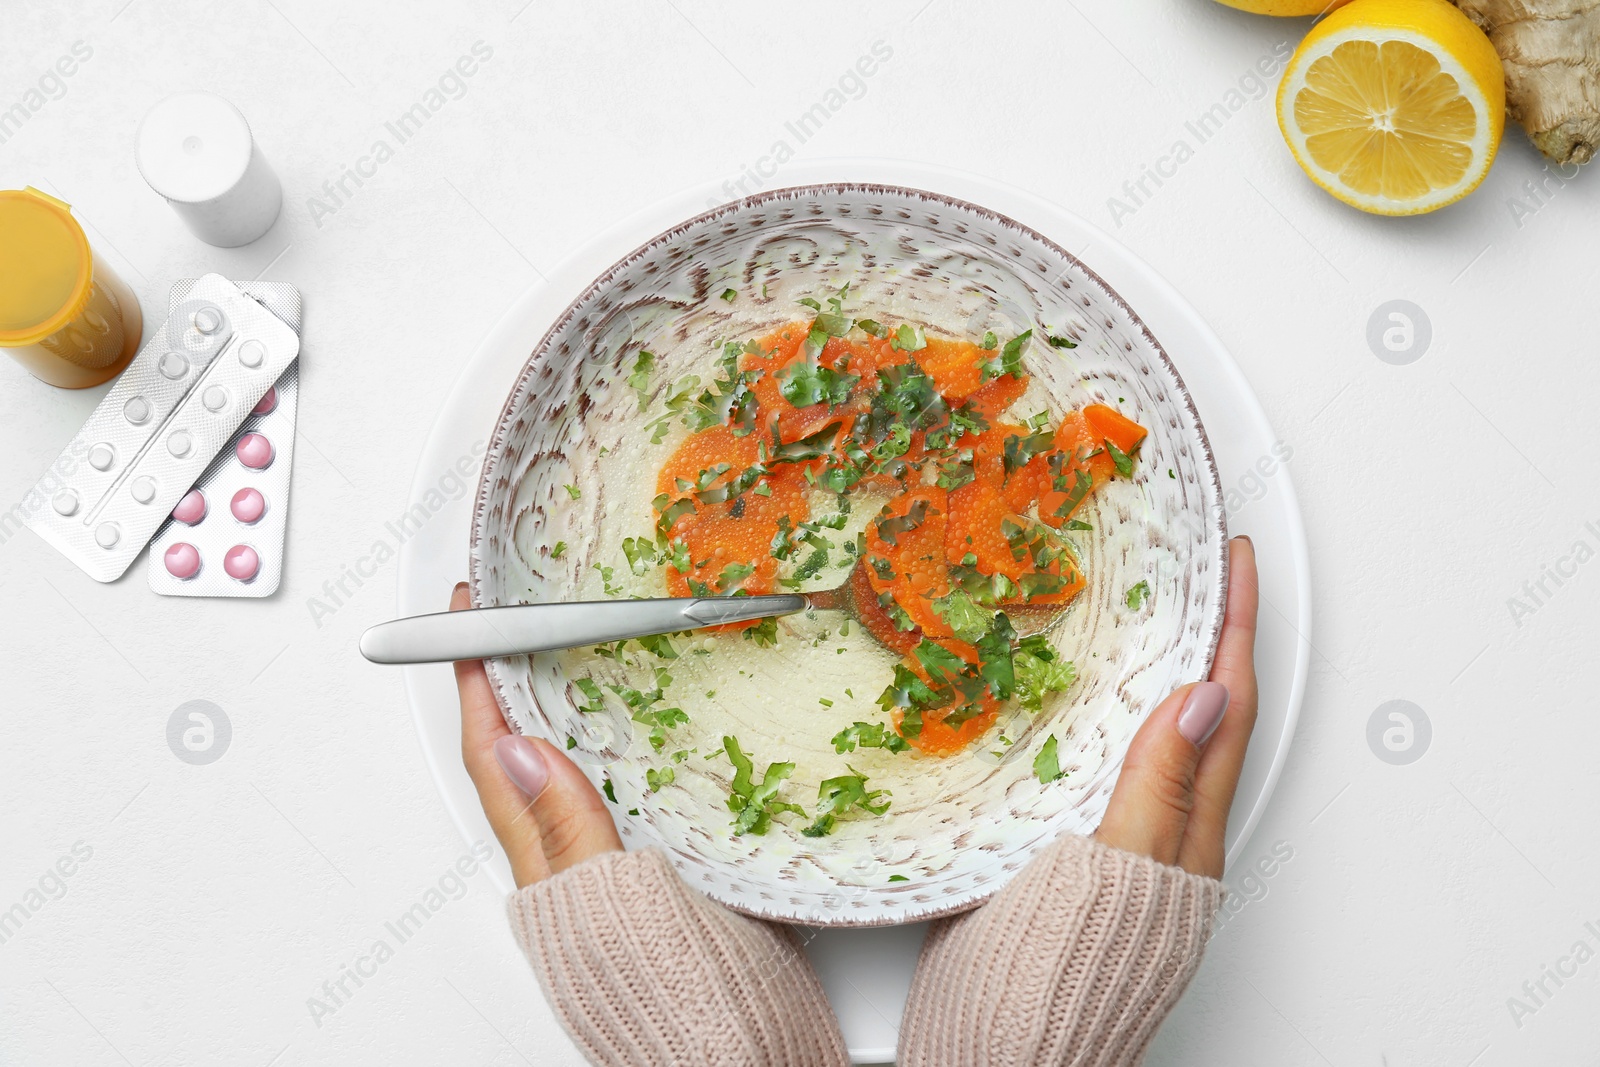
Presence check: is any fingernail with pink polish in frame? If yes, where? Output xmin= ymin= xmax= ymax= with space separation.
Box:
xmin=495 ymin=736 xmax=550 ymax=800
xmin=1177 ymin=682 xmax=1229 ymax=745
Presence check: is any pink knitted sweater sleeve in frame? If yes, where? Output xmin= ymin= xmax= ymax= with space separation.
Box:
xmin=899 ymin=834 xmax=1223 ymax=1067
xmin=507 ymin=848 xmax=849 ymax=1067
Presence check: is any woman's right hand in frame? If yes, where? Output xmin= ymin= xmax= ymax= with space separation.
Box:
xmin=450 ymin=582 xmax=623 ymax=889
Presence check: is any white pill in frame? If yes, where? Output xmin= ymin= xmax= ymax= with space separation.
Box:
xmin=52 ymin=490 xmax=79 ymax=516
xmin=159 ymin=351 xmax=189 ymax=379
xmin=131 ymin=476 xmax=157 ymax=504
xmin=124 ymin=396 xmax=152 ymax=425
xmin=95 ymin=522 xmax=120 ymax=548
xmin=168 ymin=430 xmax=193 ymax=458
xmin=88 ymin=443 xmax=115 ymax=471
xmin=237 ymin=339 xmax=266 ymax=368
xmin=194 ymin=306 xmax=223 ymax=334
xmin=203 ymin=385 xmax=229 ymax=412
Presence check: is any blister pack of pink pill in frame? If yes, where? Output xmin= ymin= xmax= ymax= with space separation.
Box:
xmin=25 ymin=274 xmax=300 ymax=584
xmin=147 ymin=279 xmax=301 ymax=597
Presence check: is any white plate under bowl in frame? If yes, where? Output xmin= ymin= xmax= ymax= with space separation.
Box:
xmin=392 ymin=161 xmax=1311 ymax=1064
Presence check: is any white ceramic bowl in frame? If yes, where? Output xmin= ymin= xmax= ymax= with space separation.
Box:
xmin=471 ymin=183 xmax=1227 ymax=926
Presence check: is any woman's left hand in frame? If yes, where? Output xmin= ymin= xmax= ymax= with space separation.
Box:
xmin=1093 ymin=536 xmax=1260 ymax=879
xmin=451 ymin=582 xmax=623 ymax=889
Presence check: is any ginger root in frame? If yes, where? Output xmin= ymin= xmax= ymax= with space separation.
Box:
xmin=1453 ymin=0 xmax=1600 ymax=165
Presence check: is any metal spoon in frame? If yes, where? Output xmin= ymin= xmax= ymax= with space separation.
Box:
xmin=359 ymin=560 xmax=1064 ymax=665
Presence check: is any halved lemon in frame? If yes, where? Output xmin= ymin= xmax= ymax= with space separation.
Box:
xmin=1277 ymin=0 xmax=1505 ymax=215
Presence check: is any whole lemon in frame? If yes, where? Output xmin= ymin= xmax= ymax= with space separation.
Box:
xmin=1213 ymin=0 xmax=1354 ymax=14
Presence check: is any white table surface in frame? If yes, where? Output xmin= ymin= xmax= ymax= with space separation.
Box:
xmin=4 ymin=2 xmax=1597 ymax=1065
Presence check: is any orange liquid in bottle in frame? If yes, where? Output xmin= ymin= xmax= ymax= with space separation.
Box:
xmin=0 ymin=187 xmax=143 ymax=389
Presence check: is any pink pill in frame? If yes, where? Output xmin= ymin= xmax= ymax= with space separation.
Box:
xmin=230 ymin=487 xmax=267 ymax=524
xmin=235 ymin=432 xmax=274 ymax=470
xmin=252 ymin=387 xmax=278 ymax=416
xmin=171 ymin=489 xmax=207 ymax=525
xmin=223 ymin=544 xmax=260 ymax=581
xmin=163 ymin=542 xmax=202 ymax=580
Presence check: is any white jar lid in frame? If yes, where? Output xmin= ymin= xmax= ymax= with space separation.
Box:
xmin=136 ymin=91 xmax=255 ymax=205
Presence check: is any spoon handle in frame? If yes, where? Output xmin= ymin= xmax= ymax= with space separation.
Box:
xmin=359 ymin=594 xmax=808 ymax=664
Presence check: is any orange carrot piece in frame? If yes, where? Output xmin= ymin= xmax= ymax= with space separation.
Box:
xmin=892 ymin=639 xmax=1000 ymax=755
xmin=946 ymin=479 xmax=1029 ymax=582
xmin=1035 ymin=412 xmax=1111 ymax=528
xmin=849 ymin=561 xmax=920 ymax=655
xmin=865 ymin=486 xmax=951 ymax=637
xmin=662 ymin=472 xmax=807 ymax=616
xmin=897 ymin=700 xmax=999 ymax=756
xmin=918 ymin=337 xmax=990 ymax=400
xmin=964 ymin=374 xmax=1028 ymax=424
xmin=654 ymin=425 xmax=764 ymax=538
xmin=1084 ymin=403 xmax=1148 ymax=457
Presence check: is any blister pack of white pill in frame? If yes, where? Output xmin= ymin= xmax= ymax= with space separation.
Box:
xmin=147 ymin=280 xmax=301 ymax=597
xmin=25 ymin=273 xmax=300 ymax=583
